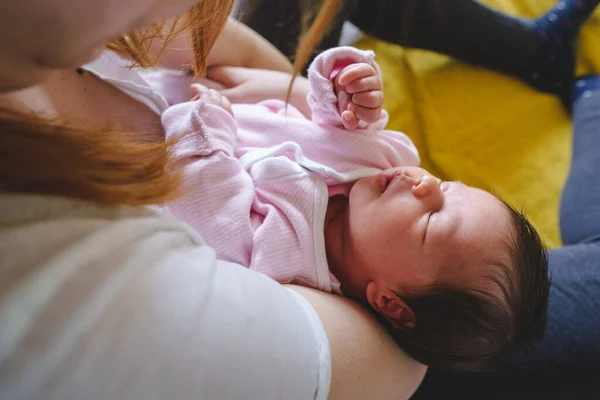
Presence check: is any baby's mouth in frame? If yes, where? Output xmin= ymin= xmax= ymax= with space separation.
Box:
xmin=377 ymin=170 xmax=421 ymax=194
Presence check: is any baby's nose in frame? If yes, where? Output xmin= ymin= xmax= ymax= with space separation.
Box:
xmin=412 ymin=175 xmax=444 ymax=211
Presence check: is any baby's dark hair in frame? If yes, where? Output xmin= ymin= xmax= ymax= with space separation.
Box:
xmin=383 ymin=203 xmax=550 ymax=372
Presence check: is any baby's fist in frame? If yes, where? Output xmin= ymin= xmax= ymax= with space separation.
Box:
xmin=334 ymin=63 xmax=383 ymax=130
xmin=191 ymin=84 xmax=233 ymax=116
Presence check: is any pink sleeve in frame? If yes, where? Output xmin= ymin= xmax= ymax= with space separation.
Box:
xmin=307 ymin=46 xmax=386 ymax=131
xmin=234 ymin=109 xmax=420 ymax=180
xmin=162 ymin=101 xmax=254 ymax=267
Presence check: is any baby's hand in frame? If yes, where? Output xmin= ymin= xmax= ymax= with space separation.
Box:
xmin=334 ymin=63 xmax=383 ymax=130
xmin=191 ymin=84 xmax=234 ymax=116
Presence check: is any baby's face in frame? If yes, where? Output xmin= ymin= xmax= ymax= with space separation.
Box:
xmin=347 ymin=167 xmax=513 ymax=293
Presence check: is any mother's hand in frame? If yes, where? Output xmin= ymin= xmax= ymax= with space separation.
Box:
xmin=288 ymin=286 xmax=427 ymax=400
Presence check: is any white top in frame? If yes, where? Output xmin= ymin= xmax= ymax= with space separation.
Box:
xmin=0 ymin=53 xmax=331 ymax=400
xmin=83 ymin=51 xmax=219 ymax=112
xmin=83 ymin=51 xmax=172 ymax=114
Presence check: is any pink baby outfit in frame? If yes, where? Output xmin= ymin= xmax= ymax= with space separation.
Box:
xmin=162 ymin=47 xmax=420 ymax=294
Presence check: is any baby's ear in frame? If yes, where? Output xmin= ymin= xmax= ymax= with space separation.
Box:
xmin=366 ymin=283 xmax=416 ymax=329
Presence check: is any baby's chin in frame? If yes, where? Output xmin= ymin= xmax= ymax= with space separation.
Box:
xmin=347 ymin=176 xmax=378 ymax=206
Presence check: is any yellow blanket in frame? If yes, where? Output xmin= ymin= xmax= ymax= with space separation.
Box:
xmin=356 ymin=0 xmax=600 ymax=248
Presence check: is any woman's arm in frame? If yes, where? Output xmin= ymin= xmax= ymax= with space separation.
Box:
xmin=152 ymin=18 xmax=293 ymax=73
xmin=208 ymin=19 xmax=293 ymax=72
xmin=8 ymin=208 xmax=425 ymax=399
xmin=289 ymin=286 xmax=428 ymax=400
xmin=207 ymin=66 xmax=312 ymax=117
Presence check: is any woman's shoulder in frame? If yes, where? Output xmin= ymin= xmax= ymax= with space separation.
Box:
xmin=0 ymin=194 xmax=331 ymax=399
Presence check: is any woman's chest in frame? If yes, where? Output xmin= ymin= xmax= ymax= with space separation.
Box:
xmin=45 ymin=69 xmax=164 ymax=142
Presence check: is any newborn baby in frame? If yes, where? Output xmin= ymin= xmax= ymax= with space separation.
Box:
xmin=162 ymin=47 xmax=550 ymax=372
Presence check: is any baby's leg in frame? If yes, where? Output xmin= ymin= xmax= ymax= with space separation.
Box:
xmin=560 ymin=81 xmax=600 ymax=244
xmin=350 ymin=0 xmax=599 ymax=99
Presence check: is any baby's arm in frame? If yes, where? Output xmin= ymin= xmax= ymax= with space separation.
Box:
xmin=308 ymin=47 xmax=386 ymax=131
xmin=334 ymin=63 xmax=384 ymax=130
xmin=162 ymin=91 xmax=255 ymax=266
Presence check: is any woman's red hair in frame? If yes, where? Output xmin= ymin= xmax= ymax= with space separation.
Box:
xmin=0 ymin=0 xmax=340 ymax=205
